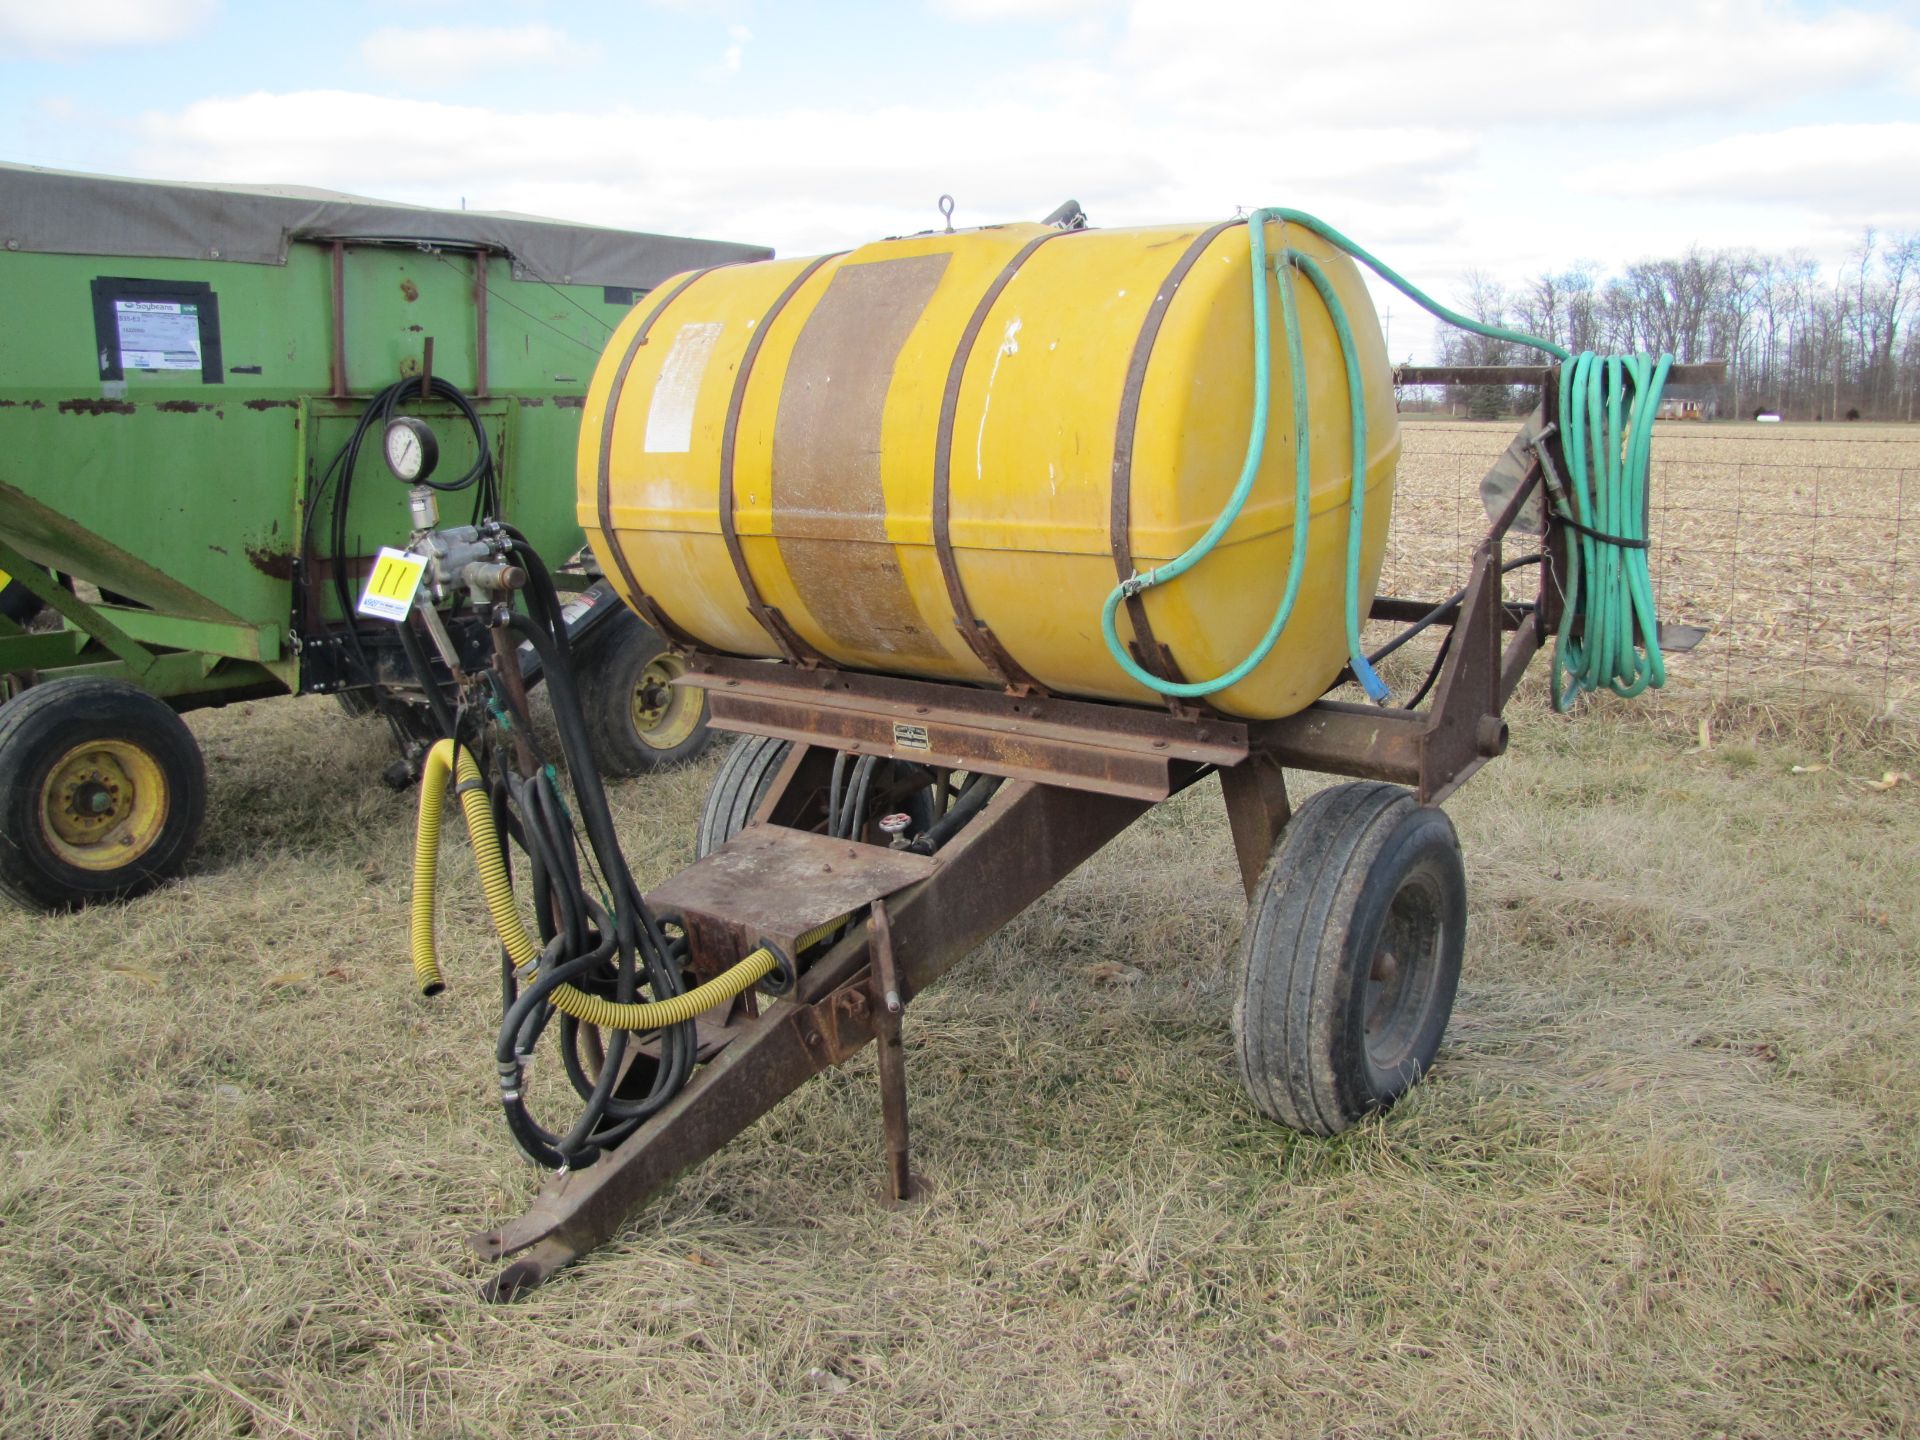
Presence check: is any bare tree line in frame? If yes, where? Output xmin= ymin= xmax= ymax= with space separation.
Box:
xmin=1428 ymin=229 xmax=1920 ymax=421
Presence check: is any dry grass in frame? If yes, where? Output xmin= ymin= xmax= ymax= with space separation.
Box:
xmin=2 ymin=426 xmax=1918 ymax=1437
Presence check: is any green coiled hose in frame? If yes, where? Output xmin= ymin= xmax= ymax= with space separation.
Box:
xmin=1099 ymin=206 xmax=1672 ymax=712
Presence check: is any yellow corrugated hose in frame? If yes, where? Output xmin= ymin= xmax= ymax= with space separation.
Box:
xmin=411 ymin=739 xmax=828 ymax=1030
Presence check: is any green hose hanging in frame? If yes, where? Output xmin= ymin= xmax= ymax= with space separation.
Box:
xmin=1099 ymin=206 xmax=1673 ymax=713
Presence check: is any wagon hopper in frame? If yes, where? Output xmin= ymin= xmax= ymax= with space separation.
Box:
xmin=0 ymin=165 xmax=768 ymax=908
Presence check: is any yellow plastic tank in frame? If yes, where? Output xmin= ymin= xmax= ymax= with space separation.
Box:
xmin=579 ymin=216 xmax=1398 ymax=720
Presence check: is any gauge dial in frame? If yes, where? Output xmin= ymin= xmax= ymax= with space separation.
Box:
xmin=383 ymin=416 xmax=439 ymax=483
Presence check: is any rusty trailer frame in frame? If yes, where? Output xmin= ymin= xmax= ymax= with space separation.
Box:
xmin=470 ymin=409 xmax=1590 ymax=1299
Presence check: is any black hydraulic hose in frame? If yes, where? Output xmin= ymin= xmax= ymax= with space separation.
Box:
xmin=499 ymin=527 xmax=572 ymax=661
xmin=906 ymin=772 xmax=1004 ymax=855
xmin=497 ymin=941 xmax=619 ymax=1168
xmin=1376 ymin=553 xmax=1543 ymax=668
xmin=504 ymin=620 xmax=649 ymax=1150
xmin=1324 ymin=553 xmax=1544 ymax=698
xmin=845 ymin=756 xmax=879 ymax=841
xmin=1404 ymin=626 xmax=1456 ymax=712
xmin=511 ymin=772 xmax=568 ymax=949
xmin=502 ymin=615 xmax=640 ymax=925
xmin=502 ymin=607 xmax=693 ymax=1126
xmin=1368 ymin=553 xmax=1543 ymax=667
xmin=400 ymin=532 xmax=684 ymax=1157
xmin=528 ymin=774 xmax=588 ymax=953
xmin=828 ymin=751 xmax=848 ymax=840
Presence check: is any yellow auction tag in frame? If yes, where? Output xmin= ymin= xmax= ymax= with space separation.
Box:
xmin=356 ymin=547 xmax=427 ymax=622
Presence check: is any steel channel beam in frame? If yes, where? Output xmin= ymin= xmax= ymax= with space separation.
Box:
xmin=685 ymin=659 xmax=1245 ymax=801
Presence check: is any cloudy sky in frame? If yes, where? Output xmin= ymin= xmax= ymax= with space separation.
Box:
xmin=3 ymin=0 xmax=1917 ymax=359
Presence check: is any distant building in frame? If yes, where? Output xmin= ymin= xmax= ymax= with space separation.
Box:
xmin=1656 ymin=383 xmax=1718 ymax=421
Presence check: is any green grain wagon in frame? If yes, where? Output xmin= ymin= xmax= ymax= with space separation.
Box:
xmin=0 ymin=164 xmax=769 ymax=909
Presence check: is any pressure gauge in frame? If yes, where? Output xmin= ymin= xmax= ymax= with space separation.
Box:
xmin=383 ymin=416 xmax=439 ymax=483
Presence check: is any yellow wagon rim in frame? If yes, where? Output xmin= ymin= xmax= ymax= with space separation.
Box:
xmin=38 ymin=739 xmax=169 ymax=871
xmin=631 ymin=652 xmax=699 ymax=750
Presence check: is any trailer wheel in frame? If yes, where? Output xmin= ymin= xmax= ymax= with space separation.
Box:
xmin=1233 ymin=781 xmax=1465 ymax=1136
xmin=575 ymin=609 xmax=713 ymax=776
xmin=0 ymin=678 xmax=207 ymax=911
xmin=695 ymin=734 xmax=793 ymax=858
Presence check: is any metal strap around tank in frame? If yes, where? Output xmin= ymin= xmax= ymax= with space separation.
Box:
xmin=595 ymin=267 xmax=723 ymax=648
xmin=931 ymin=230 xmax=1077 ymax=693
xmin=1110 ymin=219 xmax=1243 ymax=689
xmin=717 ymin=251 xmax=847 ymax=667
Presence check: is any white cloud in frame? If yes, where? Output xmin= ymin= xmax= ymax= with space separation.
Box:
xmin=1115 ymin=0 xmax=1919 ymax=127
xmin=106 ymin=1 xmax=1920 ymax=300
xmin=360 ymin=24 xmax=596 ymax=84
xmin=0 ymin=0 xmax=214 ymax=55
xmin=1575 ymin=123 xmax=1920 ymax=225
xmin=933 ymin=0 xmax=1123 ymax=18
xmin=718 ymin=22 xmax=752 ymax=76
xmin=133 ymin=88 xmax=1478 ymax=255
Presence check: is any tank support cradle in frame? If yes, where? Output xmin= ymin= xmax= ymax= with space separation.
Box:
xmin=471 ymin=437 xmax=1594 ymax=1300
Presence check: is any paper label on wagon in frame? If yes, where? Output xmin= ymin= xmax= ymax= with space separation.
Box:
xmin=357 ymin=548 xmax=427 ymax=621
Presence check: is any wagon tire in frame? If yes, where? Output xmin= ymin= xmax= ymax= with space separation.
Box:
xmin=575 ymin=608 xmax=713 ymax=776
xmin=0 ymin=678 xmax=206 ymax=911
xmin=1233 ymin=781 xmax=1465 ymax=1136
xmin=695 ymin=734 xmax=793 ymax=858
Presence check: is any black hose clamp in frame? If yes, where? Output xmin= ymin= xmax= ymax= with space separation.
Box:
xmin=756 ymin=937 xmax=799 ymax=997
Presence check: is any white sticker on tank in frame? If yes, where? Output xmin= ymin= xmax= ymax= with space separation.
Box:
xmin=643 ymin=321 xmax=723 ymax=453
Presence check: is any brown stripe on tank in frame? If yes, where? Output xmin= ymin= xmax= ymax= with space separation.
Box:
xmin=771 ymin=252 xmax=952 ymax=662
xmin=1110 ymin=219 xmax=1241 ymax=690
xmin=595 ymin=266 xmax=722 ymax=646
xmin=718 ymin=252 xmax=846 ymax=665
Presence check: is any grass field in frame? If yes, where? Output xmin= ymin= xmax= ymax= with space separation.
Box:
xmin=2 ymin=423 xmax=1917 ymax=1438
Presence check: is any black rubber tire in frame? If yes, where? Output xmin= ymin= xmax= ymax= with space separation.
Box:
xmin=0 ymin=576 xmax=43 ymax=626
xmin=0 ymin=678 xmax=207 ymax=911
xmin=574 ymin=608 xmax=713 ymax=776
xmin=1233 ymin=781 xmax=1466 ymax=1136
xmin=695 ymin=734 xmax=793 ymax=858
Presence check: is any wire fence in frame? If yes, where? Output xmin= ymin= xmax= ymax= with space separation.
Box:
xmin=1381 ymin=420 xmax=1920 ymax=712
